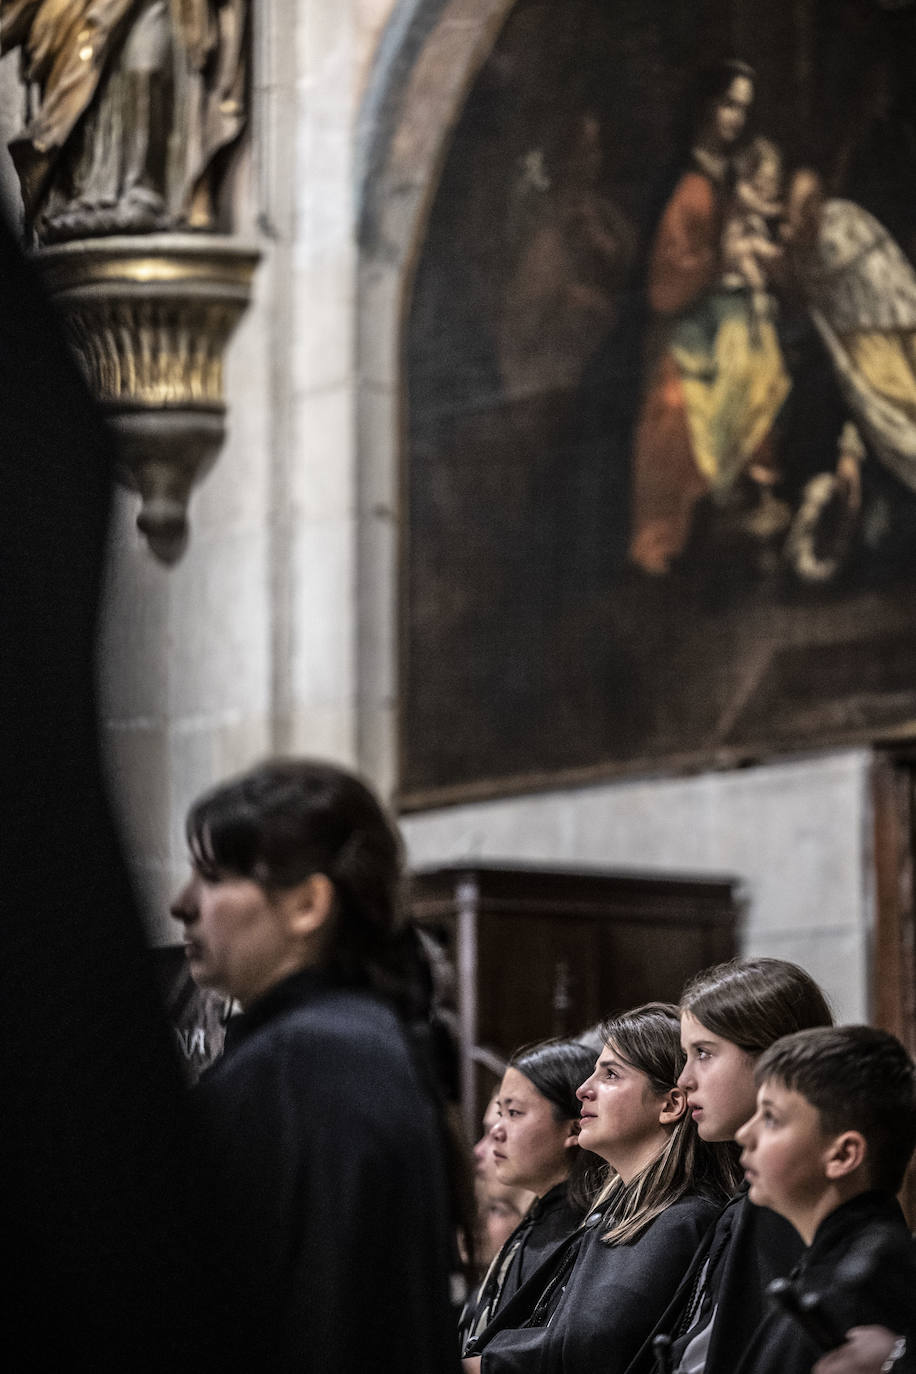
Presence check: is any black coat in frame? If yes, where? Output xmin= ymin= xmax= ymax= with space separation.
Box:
xmin=731 ymin=1190 xmax=916 ymax=1374
xmin=469 ymin=1192 xmax=720 ymax=1373
xmin=196 ymin=967 xmax=459 ymax=1373
xmin=623 ymin=1188 xmax=804 ymax=1374
xmin=0 ymin=210 xmax=228 ymax=1370
xmin=460 ymin=1180 xmax=584 ymax=1348
xmin=501 ymin=1180 xmax=585 ymax=1298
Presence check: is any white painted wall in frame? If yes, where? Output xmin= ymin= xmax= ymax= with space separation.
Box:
xmin=402 ymin=750 xmax=874 ymax=1022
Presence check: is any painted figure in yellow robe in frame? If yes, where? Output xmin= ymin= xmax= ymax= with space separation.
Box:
xmin=629 ymin=62 xmax=791 ymax=575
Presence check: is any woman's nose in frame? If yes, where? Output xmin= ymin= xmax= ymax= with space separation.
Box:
xmin=490 ymin=1119 xmax=506 ymax=1140
xmin=676 ymin=1064 xmax=694 ymax=1091
xmin=576 ymin=1076 xmax=594 ymax=1101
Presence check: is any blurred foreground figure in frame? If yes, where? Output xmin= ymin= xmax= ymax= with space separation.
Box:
xmin=0 ymin=212 xmax=226 ymax=1367
xmin=172 ymin=758 xmax=461 ymax=1373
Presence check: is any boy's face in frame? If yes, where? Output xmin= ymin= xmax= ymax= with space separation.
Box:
xmin=736 ymin=1078 xmax=835 ymax=1232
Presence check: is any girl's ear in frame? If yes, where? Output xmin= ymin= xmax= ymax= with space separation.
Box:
xmin=564 ymin=1118 xmax=582 ymax=1150
xmin=658 ymin=1086 xmax=687 ymax=1125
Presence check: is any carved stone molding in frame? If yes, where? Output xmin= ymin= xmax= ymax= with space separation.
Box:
xmin=38 ymin=235 xmax=259 ymax=563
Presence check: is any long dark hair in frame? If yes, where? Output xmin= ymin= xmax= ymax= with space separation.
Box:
xmin=508 ymin=1039 xmax=605 ymax=1212
xmin=680 ymin=957 xmax=834 ymax=1057
xmin=592 ymin=1003 xmax=736 ymax=1245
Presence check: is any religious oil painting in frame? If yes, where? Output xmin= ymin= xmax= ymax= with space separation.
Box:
xmin=401 ymin=0 xmax=916 ymax=806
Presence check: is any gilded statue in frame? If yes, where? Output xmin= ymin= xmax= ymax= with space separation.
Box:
xmin=0 ymin=0 xmax=248 ymax=243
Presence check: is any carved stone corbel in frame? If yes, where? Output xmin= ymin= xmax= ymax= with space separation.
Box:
xmin=39 ymin=235 xmax=259 ymax=563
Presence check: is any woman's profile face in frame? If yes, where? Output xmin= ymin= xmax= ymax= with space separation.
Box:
xmin=171 ymin=861 xmax=309 ymax=1008
xmin=489 ymin=1067 xmax=575 ymax=1197
xmin=576 ymin=1040 xmax=668 ymax=1169
xmin=711 ymin=74 xmax=754 ymax=147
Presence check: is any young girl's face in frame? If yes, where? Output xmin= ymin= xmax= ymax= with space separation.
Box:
xmin=576 ymin=1040 xmax=674 ymax=1180
xmin=490 ymin=1067 xmax=575 ymax=1197
xmin=678 ymin=1010 xmax=758 ymax=1141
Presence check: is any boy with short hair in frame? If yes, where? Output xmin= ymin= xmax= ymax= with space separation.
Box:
xmin=734 ymin=1025 xmax=916 ymax=1374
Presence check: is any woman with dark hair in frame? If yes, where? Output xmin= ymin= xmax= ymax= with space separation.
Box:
xmin=463 ymin=1004 xmax=735 ymax=1373
xmin=171 ymin=757 xmax=460 ymax=1374
xmin=472 ymin=1087 xmax=536 ymax=1266
xmin=628 ymin=59 xmax=792 ymax=574
xmin=459 ymin=1039 xmax=597 ymax=1348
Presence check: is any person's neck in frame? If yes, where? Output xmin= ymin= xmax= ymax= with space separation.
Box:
xmin=605 ymin=1128 xmax=670 ymax=1186
xmin=786 ymin=1180 xmax=868 ymax=1246
xmin=530 ymin=1168 xmax=570 ymax=1201
xmin=236 ymin=955 xmax=317 ymax=1012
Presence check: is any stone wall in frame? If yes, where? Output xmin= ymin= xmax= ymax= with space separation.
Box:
xmin=98 ymin=0 xmax=396 ymax=936
xmin=0 ymin=2 xmax=880 ymax=1023
xmin=0 ymin=0 xmax=397 ymax=938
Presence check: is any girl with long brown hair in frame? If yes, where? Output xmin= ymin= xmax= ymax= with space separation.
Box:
xmin=623 ymin=956 xmax=834 ymax=1374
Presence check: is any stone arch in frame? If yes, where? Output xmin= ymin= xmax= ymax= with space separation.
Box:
xmin=354 ymin=0 xmax=517 ymax=798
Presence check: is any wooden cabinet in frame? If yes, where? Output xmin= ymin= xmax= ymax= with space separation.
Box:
xmin=409 ymin=864 xmax=740 ymax=1137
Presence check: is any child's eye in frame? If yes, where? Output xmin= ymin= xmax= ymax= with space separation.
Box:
xmin=696 ymin=1048 xmax=711 ymax=1060
xmin=507 ymin=1108 xmax=522 ymax=1118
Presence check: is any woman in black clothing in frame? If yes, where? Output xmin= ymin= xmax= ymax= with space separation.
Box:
xmin=460 ymin=1040 xmax=598 ymax=1347
xmin=464 ymin=1003 xmax=736 ymax=1374
xmin=473 ymin=1088 xmax=536 ymax=1266
xmin=171 ymin=758 xmax=460 ymax=1374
